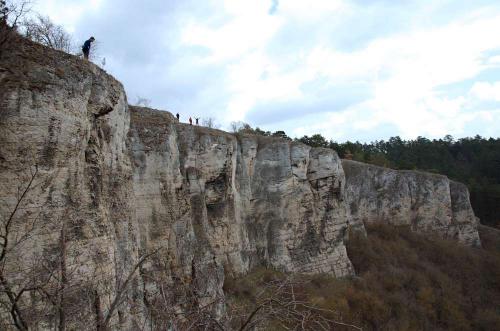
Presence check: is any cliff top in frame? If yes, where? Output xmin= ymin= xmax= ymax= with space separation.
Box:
xmin=342 ymin=158 xmax=449 ymax=181
xmin=1 ymin=33 xmax=122 ymax=90
xmin=129 ymin=105 xmax=329 ymax=153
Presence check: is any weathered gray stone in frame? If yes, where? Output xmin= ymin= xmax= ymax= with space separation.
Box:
xmin=0 ymin=38 xmax=481 ymax=330
xmin=128 ymin=109 xmax=355 ymax=325
xmin=342 ymin=160 xmax=481 ymax=246
xmin=448 ymin=180 xmax=481 ymax=246
xmin=1 ymin=38 xmax=141 ymax=329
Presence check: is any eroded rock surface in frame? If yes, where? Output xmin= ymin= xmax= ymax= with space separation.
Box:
xmin=128 ymin=108 xmax=355 ymax=323
xmin=0 ymin=38 xmax=481 ymax=330
xmin=342 ymin=160 xmax=481 ymax=246
xmin=0 ymin=38 xmax=141 ymax=329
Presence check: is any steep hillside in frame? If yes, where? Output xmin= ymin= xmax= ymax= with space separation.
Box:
xmin=226 ymin=224 xmax=500 ymax=330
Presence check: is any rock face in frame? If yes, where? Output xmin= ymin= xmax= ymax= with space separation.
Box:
xmin=0 ymin=38 xmax=481 ymax=329
xmin=129 ymin=107 xmax=354 ymax=323
xmin=342 ymin=160 xmax=481 ymax=246
xmin=0 ymin=38 xmax=141 ymax=329
xmin=448 ymin=181 xmax=482 ymax=246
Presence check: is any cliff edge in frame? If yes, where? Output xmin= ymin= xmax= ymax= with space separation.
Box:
xmin=0 ymin=37 xmax=481 ymax=329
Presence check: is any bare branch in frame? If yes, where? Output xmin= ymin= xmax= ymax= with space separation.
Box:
xmin=22 ymin=14 xmax=73 ymax=52
xmin=202 ymin=117 xmax=220 ymax=129
xmin=135 ymin=96 xmax=152 ymax=108
xmin=101 ymin=248 xmax=162 ymax=330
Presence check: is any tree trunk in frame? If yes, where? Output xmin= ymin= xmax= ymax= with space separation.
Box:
xmin=58 ymin=223 xmax=67 ymax=331
xmin=94 ymin=290 xmax=105 ymax=331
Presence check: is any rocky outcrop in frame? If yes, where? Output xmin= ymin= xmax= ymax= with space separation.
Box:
xmin=448 ymin=181 xmax=482 ymax=246
xmin=0 ymin=38 xmax=481 ymax=329
xmin=129 ymin=107 xmax=356 ymax=277
xmin=342 ymin=160 xmax=481 ymax=246
xmin=0 ymin=38 xmax=141 ymax=329
xmin=129 ymin=107 xmax=354 ymax=323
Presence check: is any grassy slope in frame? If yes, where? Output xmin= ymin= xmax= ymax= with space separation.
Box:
xmin=225 ymin=225 xmax=500 ymax=330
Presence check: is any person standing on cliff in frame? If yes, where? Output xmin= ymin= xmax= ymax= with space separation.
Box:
xmin=82 ymin=36 xmax=95 ymax=60
xmin=195 ymin=117 xmax=199 ymax=125
xmin=176 ymin=113 xmax=180 ymax=121
xmin=189 ymin=117 xmax=193 ymax=125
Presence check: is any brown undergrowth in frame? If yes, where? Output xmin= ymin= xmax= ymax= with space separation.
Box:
xmin=224 ymin=224 xmax=500 ymax=330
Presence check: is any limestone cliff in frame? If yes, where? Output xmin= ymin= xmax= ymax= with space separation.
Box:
xmin=342 ymin=160 xmax=481 ymax=246
xmin=1 ymin=38 xmax=141 ymax=329
xmin=0 ymin=38 xmax=481 ymax=329
xmin=128 ymin=107 xmax=354 ymax=324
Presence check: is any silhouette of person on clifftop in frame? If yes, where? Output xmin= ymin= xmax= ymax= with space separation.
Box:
xmin=82 ymin=36 xmax=95 ymax=60
xmin=189 ymin=117 xmax=192 ymax=125
xmin=176 ymin=113 xmax=179 ymax=121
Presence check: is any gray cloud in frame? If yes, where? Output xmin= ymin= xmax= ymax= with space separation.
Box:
xmin=68 ymin=0 xmax=228 ymax=117
xmin=246 ymin=82 xmax=372 ymax=126
xmin=38 ymin=0 xmax=500 ymax=142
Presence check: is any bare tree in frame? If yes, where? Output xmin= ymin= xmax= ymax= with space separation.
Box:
xmin=0 ymin=165 xmax=97 ymax=330
xmin=230 ymin=121 xmax=243 ymax=133
xmin=202 ymin=117 xmax=220 ymax=129
xmin=0 ymin=0 xmax=32 ymax=54
xmin=92 ymin=248 xmax=162 ymax=331
xmin=0 ymin=166 xmax=36 ymax=330
xmin=230 ymin=276 xmax=363 ymax=331
xmin=23 ymin=14 xmax=73 ymax=53
xmin=0 ymin=165 xmax=52 ymax=330
xmin=131 ymin=255 xmax=228 ymax=331
xmin=0 ymin=160 xmax=163 ymax=330
xmin=0 ymin=1 xmax=8 ymax=23
xmin=135 ymin=257 xmax=362 ymax=331
xmin=135 ymin=96 xmax=152 ymax=108
xmin=230 ymin=121 xmax=254 ymax=134
xmin=2 ymin=0 xmax=32 ymax=27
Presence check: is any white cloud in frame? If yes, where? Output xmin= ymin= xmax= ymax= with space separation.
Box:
xmin=489 ymin=55 xmax=500 ymax=65
xmin=33 ymin=0 xmax=500 ymax=141
xmin=470 ymin=82 xmax=500 ymax=101
xmin=32 ymin=0 xmax=103 ymax=33
xmin=289 ymin=8 xmax=500 ymax=139
xmin=182 ymin=1 xmax=282 ymax=63
xmin=178 ymin=0 xmax=500 ymax=139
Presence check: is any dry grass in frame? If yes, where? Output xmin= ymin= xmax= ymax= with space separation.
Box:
xmin=225 ymin=224 xmax=500 ymax=330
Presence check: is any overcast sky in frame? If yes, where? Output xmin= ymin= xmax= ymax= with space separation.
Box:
xmin=33 ymin=0 xmax=500 ymax=142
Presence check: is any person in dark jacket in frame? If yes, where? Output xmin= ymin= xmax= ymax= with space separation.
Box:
xmin=82 ymin=37 xmax=95 ymax=60
xmin=176 ymin=113 xmax=180 ymax=121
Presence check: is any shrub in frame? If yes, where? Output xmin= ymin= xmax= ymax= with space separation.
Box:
xmin=225 ymin=224 xmax=500 ymax=330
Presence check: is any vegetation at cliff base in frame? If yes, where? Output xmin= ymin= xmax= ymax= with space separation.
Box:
xmin=225 ymin=224 xmax=500 ymax=330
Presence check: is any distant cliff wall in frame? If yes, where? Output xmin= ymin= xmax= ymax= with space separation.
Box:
xmin=342 ymin=160 xmax=481 ymax=246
